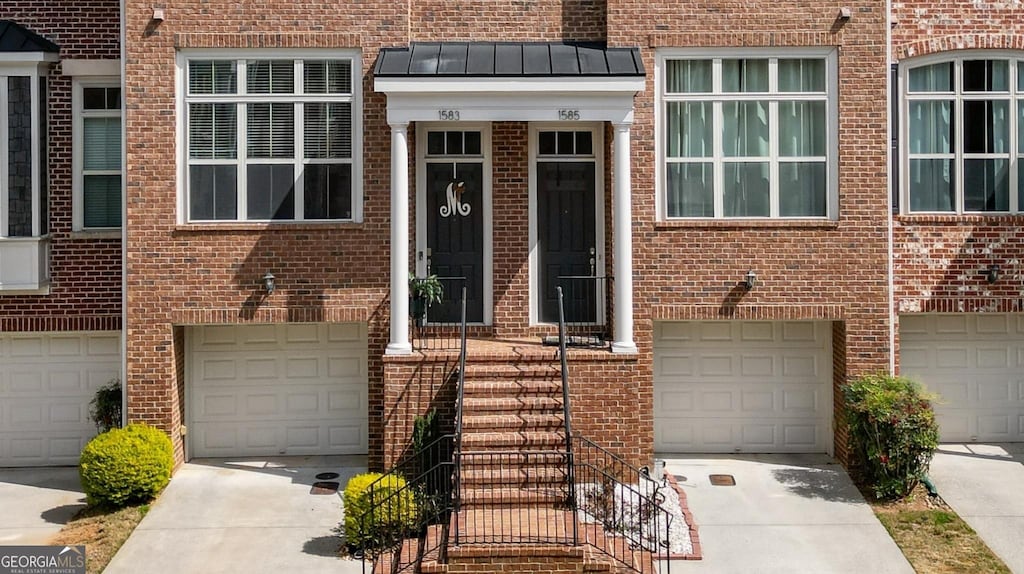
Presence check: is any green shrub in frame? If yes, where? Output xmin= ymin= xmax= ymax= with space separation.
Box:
xmin=343 ymin=472 xmax=418 ymax=554
xmin=79 ymin=423 xmax=174 ymax=507
xmin=843 ymin=373 xmax=940 ymax=500
xmin=89 ymin=379 xmax=122 ymax=433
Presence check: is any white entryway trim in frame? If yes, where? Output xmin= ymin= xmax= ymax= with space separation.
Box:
xmin=528 ymin=122 xmax=605 ymax=326
xmin=415 ymin=122 xmax=493 ymax=326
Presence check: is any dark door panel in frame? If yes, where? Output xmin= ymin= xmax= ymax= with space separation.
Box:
xmin=426 ymin=162 xmax=484 ymax=323
xmin=537 ymin=161 xmax=596 ymax=323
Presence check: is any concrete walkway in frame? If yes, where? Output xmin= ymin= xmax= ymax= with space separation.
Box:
xmin=929 ymin=443 xmax=1024 ymax=574
xmin=0 ymin=467 xmax=86 ymax=545
xmin=104 ymin=456 xmax=367 ymax=574
xmin=659 ymin=454 xmax=914 ymax=574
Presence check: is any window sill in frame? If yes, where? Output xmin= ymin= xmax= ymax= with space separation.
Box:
xmin=896 ymin=214 xmax=1024 ymax=225
xmin=69 ymin=230 xmax=122 ymax=240
xmin=654 ymin=218 xmax=839 ymax=230
xmin=174 ymin=221 xmax=362 ymax=233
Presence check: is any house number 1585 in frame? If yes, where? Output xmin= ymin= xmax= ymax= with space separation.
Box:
xmin=558 ymin=109 xmax=581 ymax=120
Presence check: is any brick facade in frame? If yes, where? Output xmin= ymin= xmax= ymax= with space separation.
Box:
xmin=0 ymin=1 xmax=122 ymax=333
xmin=891 ymin=1 xmax=1024 ymax=370
xmin=110 ymin=0 xmax=893 ymax=468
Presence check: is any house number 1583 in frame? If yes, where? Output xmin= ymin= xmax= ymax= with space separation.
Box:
xmin=438 ymin=109 xmax=460 ymax=121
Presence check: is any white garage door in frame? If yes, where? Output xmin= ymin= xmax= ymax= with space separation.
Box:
xmin=189 ymin=323 xmax=368 ymax=458
xmin=900 ymin=314 xmax=1024 ymax=442
xmin=0 ymin=332 xmax=120 ymax=467
xmin=654 ymin=321 xmax=832 ymax=453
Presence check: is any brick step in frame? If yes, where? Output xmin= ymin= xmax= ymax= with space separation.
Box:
xmin=461 ymin=379 xmax=564 ymax=398
xmin=460 ymin=363 xmax=562 ymax=381
xmin=459 ymin=485 xmax=568 ymax=507
xmin=459 ymin=449 xmax=569 ymax=466
xmin=459 ymin=430 xmax=567 ymax=450
xmin=459 ymin=465 xmax=567 ymax=486
xmin=461 ymin=396 xmax=563 ymax=413
xmin=461 ymin=413 xmax=564 ymax=432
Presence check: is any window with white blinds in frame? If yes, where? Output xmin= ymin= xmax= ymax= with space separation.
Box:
xmin=184 ymin=56 xmax=358 ymax=221
xmin=74 ymin=82 xmax=122 ymax=230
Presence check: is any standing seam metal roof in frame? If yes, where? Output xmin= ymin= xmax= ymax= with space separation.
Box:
xmin=0 ymin=21 xmax=59 ymax=53
xmin=375 ymin=42 xmax=644 ymax=78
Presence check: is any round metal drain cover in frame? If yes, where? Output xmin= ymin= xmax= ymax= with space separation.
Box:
xmin=316 ymin=472 xmax=340 ymax=480
xmin=310 ymin=481 xmax=340 ymax=495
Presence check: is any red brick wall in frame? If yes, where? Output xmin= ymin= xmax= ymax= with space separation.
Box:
xmin=609 ymin=1 xmax=892 ymax=462
xmin=122 ymin=0 xmax=890 ymax=468
xmin=409 ymin=0 xmax=605 ymax=43
xmin=891 ymin=1 xmax=1024 ymax=372
xmin=0 ymin=2 xmax=122 ymax=333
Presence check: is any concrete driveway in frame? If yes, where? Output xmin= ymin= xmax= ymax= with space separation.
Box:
xmin=0 ymin=467 xmax=87 ymax=545
xmin=660 ymin=454 xmax=913 ymax=574
xmin=104 ymin=455 xmax=367 ymax=574
xmin=929 ymin=443 xmax=1024 ymax=574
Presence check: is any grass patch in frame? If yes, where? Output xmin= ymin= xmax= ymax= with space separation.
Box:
xmin=869 ymin=486 xmax=1010 ymax=574
xmin=49 ymin=504 xmax=149 ymax=574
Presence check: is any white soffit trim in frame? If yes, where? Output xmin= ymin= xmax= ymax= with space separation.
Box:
xmin=377 ymin=79 xmax=643 ymax=124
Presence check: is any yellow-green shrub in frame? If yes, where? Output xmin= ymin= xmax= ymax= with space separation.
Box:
xmin=343 ymin=472 xmax=418 ymax=553
xmin=79 ymin=423 xmax=173 ymax=507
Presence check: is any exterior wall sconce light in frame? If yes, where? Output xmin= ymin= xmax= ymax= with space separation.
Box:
xmin=744 ymin=269 xmax=757 ymax=291
xmin=983 ymin=265 xmax=1000 ymax=285
xmin=262 ymin=272 xmax=276 ymax=294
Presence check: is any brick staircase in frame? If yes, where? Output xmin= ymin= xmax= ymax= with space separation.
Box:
xmin=372 ymin=351 xmax=659 ymax=574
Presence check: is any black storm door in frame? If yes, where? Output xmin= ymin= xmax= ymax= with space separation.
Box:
xmin=538 ymin=161 xmax=597 ymax=323
xmin=426 ymin=160 xmax=484 ymax=323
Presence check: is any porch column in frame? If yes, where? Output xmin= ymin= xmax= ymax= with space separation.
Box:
xmin=387 ymin=122 xmax=412 ymax=355
xmin=611 ymin=122 xmax=637 ymax=354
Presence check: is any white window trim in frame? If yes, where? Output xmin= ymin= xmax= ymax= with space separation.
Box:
xmin=655 ymin=47 xmax=839 ymax=221
xmin=900 ymin=50 xmax=1023 ymax=215
xmin=414 ymin=122 xmax=493 ymax=326
xmin=72 ymin=77 xmax=122 ymax=231
xmin=175 ymin=49 xmax=363 ymax=224
xmin=0 ymin=61 xmax=51 ymax=239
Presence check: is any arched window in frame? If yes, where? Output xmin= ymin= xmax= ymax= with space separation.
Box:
xmin=903 ymin=53 xmax=1024 ymax=213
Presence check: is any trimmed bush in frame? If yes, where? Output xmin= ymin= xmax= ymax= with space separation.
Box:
xmin=843 ymin=373 xmax=940 ymax=500
xmin=88 ymin=379 xmax=122 ymax=433
xmin=343 ymin=472 xmax=418 ymax=554
xmin=79 ymin=423 xmax=174 ymax=507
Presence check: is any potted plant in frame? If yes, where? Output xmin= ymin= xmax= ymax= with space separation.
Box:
xmin=409 ymin=273 xmax=443 ymax=324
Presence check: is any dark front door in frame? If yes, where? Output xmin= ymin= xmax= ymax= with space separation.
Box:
xmin=538 ymin=161 xmax=597 ymax=323
xmin=426 ymin=162 xmax=484 ymax=323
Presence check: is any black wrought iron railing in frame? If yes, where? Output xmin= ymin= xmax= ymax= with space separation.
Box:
xmin=411 ymin=276 xmax=466 ymax=351
xmin=556 ymin=275 xmax=612 ymax=345
xmin=556 ymin=286 xmax=579 ymax=546
xmin=354 ymin=434 xmax=455 ymax=573
xmin=453 ymin=284 xmax=468 ymax=545
xmin=572 ymin=436 xmax=674 ymax=574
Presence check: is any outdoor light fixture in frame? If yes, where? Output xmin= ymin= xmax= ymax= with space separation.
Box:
xmin=262 ymin=272 xmax=276 ymax=294
xmin=744 ymin=269 xmax=757 ymax=291
xmin=984 ymin=265 xmax=1000 ymax=285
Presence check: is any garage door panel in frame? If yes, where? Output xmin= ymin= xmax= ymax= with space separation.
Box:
xmin=900 ymin=314 xmax=1024 ymax=442
xmin=189 ymin=324 xmax=368 ymax=457
xmin=655 ymin=321 xmax=832 ymax=453
xmin=0 ymin=332 xmax=118 ymax=467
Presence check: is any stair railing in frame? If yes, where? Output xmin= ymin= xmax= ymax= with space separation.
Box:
xmin=556 ymin=286 xmax=579 ymax=547
xmin=453 ymin=284 xmax=468 ymax=546
xmin=557 ymin=286 xmax=673 ymax=574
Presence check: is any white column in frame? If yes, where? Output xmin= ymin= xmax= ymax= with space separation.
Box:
xmin=386 ymin=122 xmax=412 ymax=355
xmin=611 ymin=122 xmax=637 ymax=354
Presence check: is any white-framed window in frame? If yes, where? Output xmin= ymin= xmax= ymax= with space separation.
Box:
xmin=902 ymin=52 xmax=1024 ymax=214
xmin=73 ymin=79 xmax=122 ymax=230
xmin=177 ymin=51 xmax=361 ymax=223
xmin=656 ymin=49 xmax=838 ymax=219
xmin=0 ymin=68 xmax=50 ymax=238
